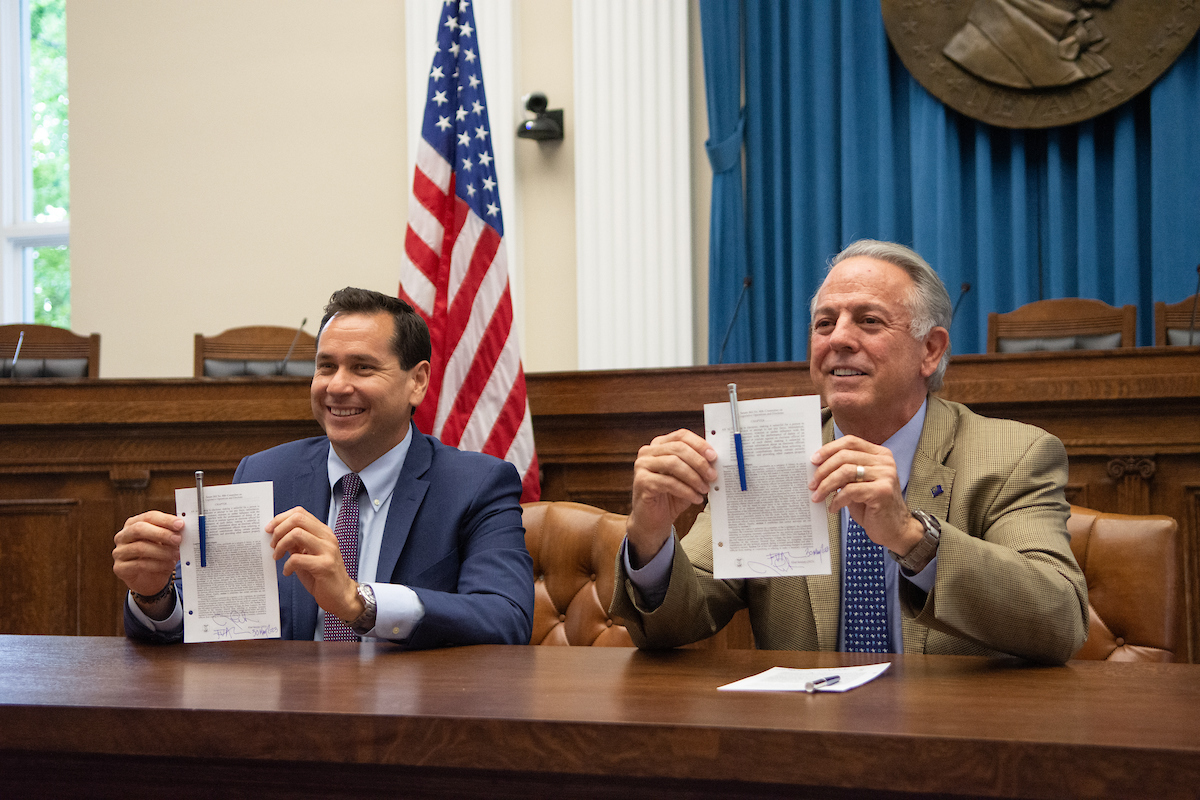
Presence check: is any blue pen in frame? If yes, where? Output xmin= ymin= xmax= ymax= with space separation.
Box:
xmin=196 ymin=470 xmax=208 ymax=567
xmin=728 ymin=383 xmax=748 ymax=491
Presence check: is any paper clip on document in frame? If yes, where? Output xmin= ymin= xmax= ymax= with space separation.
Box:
xmin=196 ymin=470 xmax=208 ymax=567
xmin=728 ymin=383 xmax=748 ymax=491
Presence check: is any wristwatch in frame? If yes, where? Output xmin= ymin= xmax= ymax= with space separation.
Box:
xmin=892 ymin=509 xmax=941 ymax=573
xmin=349 ymin=582 xmax=377 ymax=636
xmin=131 ymin=570 xmax=176 ymax=604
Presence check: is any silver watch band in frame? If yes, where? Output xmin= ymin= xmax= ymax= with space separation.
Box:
xmin=349 ymin=582 xmax=377 ymax=636
xmin=892 ymin=509 xmax=941 ymax=573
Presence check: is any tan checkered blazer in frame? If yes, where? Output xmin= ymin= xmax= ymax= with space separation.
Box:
xmin=610 ymin=396 xmax=1089 ymax=664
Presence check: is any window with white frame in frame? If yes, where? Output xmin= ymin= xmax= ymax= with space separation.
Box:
xmin=1 ymin=0 xmax=69 ymax=326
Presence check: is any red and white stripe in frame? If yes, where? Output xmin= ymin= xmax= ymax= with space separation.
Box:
xmin=400 ymin=139 xmax=540 ymax=501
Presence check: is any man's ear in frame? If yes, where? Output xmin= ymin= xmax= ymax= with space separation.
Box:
xmin=921 ymin=327 xmax=950 ymax=378
xmin=407 ymin=360 xmax=432 ymax=408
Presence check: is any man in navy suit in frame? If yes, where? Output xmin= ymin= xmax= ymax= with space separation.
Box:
xmin=113 ymin=288 xmax=533 ymax=648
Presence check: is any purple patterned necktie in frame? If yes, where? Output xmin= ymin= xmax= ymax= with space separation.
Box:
xmin=844 ymin=516 xmax=891 ymax=653
xmin=323 ymin=472 xmax=363 ymax=642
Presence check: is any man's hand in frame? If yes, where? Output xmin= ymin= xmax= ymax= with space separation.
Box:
xmin=808 ymin=435 xmax=924 ymax=557
xmin=113 ymin=510 xmax=182 ymax=594
xmin=267 ymin=506 xmax=363 ymax=623
xmin=626 ymin=429 xmax=718 ymax=568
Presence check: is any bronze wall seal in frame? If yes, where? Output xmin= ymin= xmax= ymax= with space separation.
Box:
xmin=881 ymin=0 xmax=1200 ymax=128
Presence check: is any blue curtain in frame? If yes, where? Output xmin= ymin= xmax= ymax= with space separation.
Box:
xmin=699 ymin=0 xmax=750 ymax=363
xmin=705 ymin=0 xmax=1200 ymax=361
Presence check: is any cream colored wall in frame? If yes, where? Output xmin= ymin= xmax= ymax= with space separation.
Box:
xmin=513 ymin=0 xmax=577 ymax=373
xmin=66 ymin=0 xmax=710 ymax=377
xmin=69 ymin=1 xmax=408 ymax=378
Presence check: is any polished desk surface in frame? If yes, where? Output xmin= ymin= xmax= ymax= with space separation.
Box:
xmin=0 ymin=636 xmax=1197 ymax=799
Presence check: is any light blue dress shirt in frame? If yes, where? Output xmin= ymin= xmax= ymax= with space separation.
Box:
xmin=320 ymin=426 xmax=425 ymax=641
xmin=625 ymin=399 xmax=938 ymax=653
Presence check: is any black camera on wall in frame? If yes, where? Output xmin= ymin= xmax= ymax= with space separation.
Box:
xmin=517 ymin=92 xmax=564 ymax=141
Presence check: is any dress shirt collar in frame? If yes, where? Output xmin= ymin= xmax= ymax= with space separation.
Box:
xmin=326 ymin=425 xmax=413 ymax=508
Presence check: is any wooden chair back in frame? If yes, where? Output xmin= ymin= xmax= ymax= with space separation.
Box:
xmin=0 ymin=323 xmax=100 ymax=378
xmin=1154 ymin=295 xmax=1200 ymax=346
xmin=194 ymin=325 xmax=317 ymax=377
xmin=986 ymin=298 xmax=1136 ymax=353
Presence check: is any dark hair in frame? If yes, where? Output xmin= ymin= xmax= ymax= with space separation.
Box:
xmin=317 ymin=287 xmax=431 ymax=370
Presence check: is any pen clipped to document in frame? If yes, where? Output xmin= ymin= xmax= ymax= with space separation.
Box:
xmin=196 ymin=470 xmax=208 ymax=567
xmin=727 ymin=383 xmax=747 ymax=491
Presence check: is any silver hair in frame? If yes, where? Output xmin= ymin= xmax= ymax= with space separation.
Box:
xmin=809 ymin=239 xmax=953 ymax=392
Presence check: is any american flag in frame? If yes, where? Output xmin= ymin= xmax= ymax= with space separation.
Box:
xmin=400 ymin=0 xmax=540 ymax=502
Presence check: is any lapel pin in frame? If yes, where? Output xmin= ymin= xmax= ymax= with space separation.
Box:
xmin=932 ymin=485 xmax=944 ymax=498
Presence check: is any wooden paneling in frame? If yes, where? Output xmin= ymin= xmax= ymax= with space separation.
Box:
xmin=1 ymin=348 xmax=1198 ymax=658
xmin=0 ymin=500 xmax=79 ymax=634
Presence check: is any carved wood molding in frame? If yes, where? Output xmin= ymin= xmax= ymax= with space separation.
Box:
xmin=109 ymin=468 xmax=151 ymax=492
xmin=1106 ymin=456 xmax=1157 ymax=481
xmin=0 ymin=499 xmax=79 ymax=515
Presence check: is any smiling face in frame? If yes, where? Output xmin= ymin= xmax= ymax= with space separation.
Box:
xmin=310 ymin=311 xmax=430 ymax=472
xmin=809 ymin=256 xmax=947 ymax=444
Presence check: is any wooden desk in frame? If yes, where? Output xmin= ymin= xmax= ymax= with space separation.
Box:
xmin=0 ymin=636 xmax=1196 ymax=799
xmin=1 ymin=349 xmax=1198 ymax=658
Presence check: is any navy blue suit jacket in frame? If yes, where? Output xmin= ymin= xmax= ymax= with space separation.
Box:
xmin=125 ymin=430 xmax=533 ymax=649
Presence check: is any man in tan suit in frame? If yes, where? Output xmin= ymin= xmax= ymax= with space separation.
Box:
xmin=610 ymin=240 xmax=1088 ymax=664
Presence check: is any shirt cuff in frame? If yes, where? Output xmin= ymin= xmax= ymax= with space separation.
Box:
xmin=623 ymin=532 xmax=675 ymax=610
xmin=366 ymin=581 xmax=425 ymax=641
xmin=126 ymin=590 xmax=183 ymax=633
xmin=902 ymin=554 xmax=939 ymax=593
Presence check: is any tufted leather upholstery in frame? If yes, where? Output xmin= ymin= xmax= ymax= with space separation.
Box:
xmin=1068 ymin=505 xmax=1180 ymax=662
xmin=524 ymin=501 xmax=634 ymax=646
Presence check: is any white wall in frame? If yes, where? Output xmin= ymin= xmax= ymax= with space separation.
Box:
xmin=66 ymin=0 xmax=709 ymax=378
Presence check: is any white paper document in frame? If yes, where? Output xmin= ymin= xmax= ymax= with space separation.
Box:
xmin=717 ymin=663 xmax=892 ymax=693
xmin=704 ymin=394 xmax=831 ymax=580
xmin=175 ymin=481 xmax=281 ymax=643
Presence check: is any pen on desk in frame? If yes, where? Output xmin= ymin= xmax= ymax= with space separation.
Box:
xmin=805 ymin=675 xmax=840 ymax=693
xmin=727 ymin=383 xmax=748 ymax=491
xmin=196 ymin=470 xmax=207 ymax=568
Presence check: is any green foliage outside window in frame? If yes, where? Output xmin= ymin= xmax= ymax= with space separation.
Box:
xmin=30 ymin=0 xmax=70 ymax=327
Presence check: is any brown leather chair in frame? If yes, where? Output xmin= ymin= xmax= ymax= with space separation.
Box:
xmin=986 ymin=298 xmax=1136 ymax=353
xmin=523 ymin=501 xmax=634 ymax=646
xmin=1154 ymin=294 xmax=1200 ymax=346
xmin=0 ymin=323 xmax=100 ymax=378
xmin=1068 ymin=505 xmax=1179 ymax=662
xmin=523 ymin=501 xmax=754 ymax=648
xmin=194 ymin=325 xmax=316 ymax=377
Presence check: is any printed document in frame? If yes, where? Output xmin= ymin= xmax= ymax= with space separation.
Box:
xmin=175 ymin=481 xmax=281 ymax=643
xmin=718 ymin=662 xmax=892 ymax=693
xmin=704 ymin=394 xmax=831 ymax=580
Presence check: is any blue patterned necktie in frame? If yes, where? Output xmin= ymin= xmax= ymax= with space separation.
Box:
xmin=324 ymin=473 xmax=363 ymax=642
xmin=844 ymin=516 xmax=891 ymax=653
